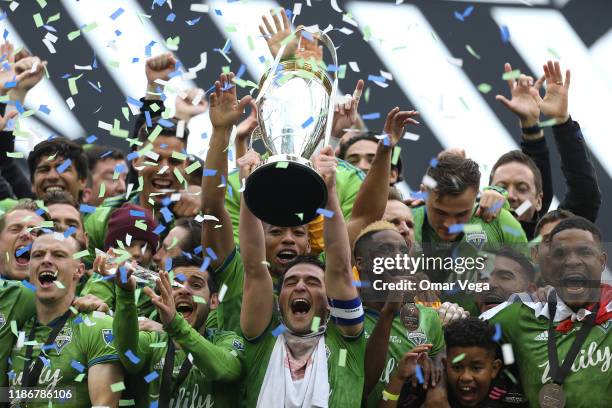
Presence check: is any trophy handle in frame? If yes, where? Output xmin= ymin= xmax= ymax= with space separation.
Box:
xmin=256 ymin=26 xmax=339 ymax=149
xmin=249 ymin=125 xmax=262 ymax=150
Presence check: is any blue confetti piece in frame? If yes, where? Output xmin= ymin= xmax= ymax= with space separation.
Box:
xmin=21 ymin=280 xmax=36 ymax=292
xmin=43 ymin=25 xmax=57 ymax=33
xmin=415 ymin=364 xmax=424 ymax=384
xmin=463 ymin=6 xmax=474 ymax=17
xmin=92 ymin=54 xmax=98 ymax=69
xmin=115 ymin=163 xmax=127 ymax=173
xmin=161 ymin=197 xmax=172 ymax=207
xmin=2 ymin=81 xmax=14 ymax=89
xmin=186 ymin=17 xmax=201 ymax=26
xmin=454 ymin=11 xmax=464 ymax=22
xmin=258 ymin=55 xmax=266 ymax=63
xmin=150 ymin=400 xmax=158 ymax=408
xmin=35 ymin=208 xmax=46 ymax=216
xmin=448 ymin=224 xmax=464 ymax=234
xmin=56 ymin=159 xmax=72 ymax=174
xmin=115 ymin=29 xmax=122 ymax=37
xmin=367 ymin=75 xmax=386 ymax=83
xmin=153 ymin=224 xmax=166 ymax=235
xmin=486 ymin=199 xmax=504 ymax=214
xmin=362 ymin=112 xmax=381 ymax=120
xmin=202 ymin=168 xmax=217 ymax=177
xmin=429 ymin=158 xmax=439 ymax=168
xmin=200 ymin=257 xmax=211 ymax=272
xmin=2 ymin=29 xmax=8 ymax=40
xmin=285 ymin=8 xmax=293 ymax=18
xmin=301 ymin=30 xmax=314 ymax=41
xmin=119 ymin=266 xmax=128 ymax=284
xmin=144 ymin=371 xmax=159 ymax=383
xmin=71 ymin=360 xmax=85 ymax=373
xmin=166 ymin=12 xmax=176 ymax=22
xmin=145 ymin=41 xmax=156 ymax=58
xmin=129 ymin=210 xmax=145 ymax=217
xmin=272 ymin=324 xmax=287 ymax=337
xmin=206 ymin=247 xmax=218 ymax=261
xmin=110 ymin=7 xmax=124 ymax=20
xmin=236 ymin=63 xmax=246 ymax=78
xmin=126 ymin=152 xmax=139 ymax=161
xmin=160 ymin=207 xmax=174 ymax=223
xmin=38 ymin=105 xmax=50 ymax=114
xmin=175 ymin=273 xmax=186 ymax=282
xmin=301 ymin=116 xmax=314 ymax=128
xmin=63 ymin=226 xmax=77 ymax=238
xmin=352 ymin=280 xmax=371 ymax=288
xmin=86 ymin=135 xmax=98 ymax=144
xmin=126 ymin=96 xmax=144 ymax=108
xmin=327 ymin=64 xmax=339 ymax=72
xmin=157 ymin=118 xmax=175 ymax=128
xmin=165 ymin=258 xmax=172 ymax=272
xmin=14 ymin=100 xmax=25 ymax=114
xmin=16 ymin=244 xmax=31 ymax=257
xmin=316 ymin=208 xmax=334 ymax=218
xmin=492 ymin=323 xmax=502 ymax=342
xmin=144 ymin=111 xmax=153 ymax=128
xmin=124 ymin=350 xmax=141 ymax=364
xmin=193 ymin=245 xmax=202 ymax=255
xmin=79 ymin=204 xmax=96 ymax=214
xmin=502 ymin=225 xmax=522 ymax=237
xmin=214 ymin=9 xmax=223 ymax=16
xmin=500 ymin=25 xmax=510 ymax=43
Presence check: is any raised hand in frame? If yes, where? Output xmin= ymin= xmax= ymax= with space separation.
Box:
xmin=92 ymin=251 xmax=137 ymax=292
xmin=0 ymin=41 xmax=16 ymax=95
xmin=475 ymin=188 xmax=505 ymax=222
xmin=0 ymin=110 xmax=18 ymax=131
xmin=331 ymin=79 xmax=364 ymax=138
xmin=383 ymin=106 xmax=420 ymax=147
xmin=175 ymin=88 xmax=208 ymax=122
xmin=12 ymin=56 xmax=46 ymax=101
xmin=396 ymin=344 xmax=432 ymax=381
xmin=540 ymin=60 xmax=570 ymax=124
xmin=295 ymin=30 xmax=323 ymax=61
xmin=72 ymin=294 xmax=111 ymax=314
xmin=209 ymin=72 xmax=252 ymax=130
xmin=143 ymin=271 xmax=176 ymax=325
xmin=495 ymin=62 xmax=544 ymax=127
xmin=259 ymin=8 xmax=296 ymax=60
xmin=236 ymin=100 xmax=258 ymax=144
xmin=312 ymin=145 xmax=337 ymax=190
xmin=145 ymin=52 xmax=176 ymax=85
xmin=237 ymin=149 xmax=261 ymax=179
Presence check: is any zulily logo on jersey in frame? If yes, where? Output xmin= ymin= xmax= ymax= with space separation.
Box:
xmin=534 ymin=331 xmax=548 ymax=341
xmin=538 ymin=342 xmax=611 ymax=383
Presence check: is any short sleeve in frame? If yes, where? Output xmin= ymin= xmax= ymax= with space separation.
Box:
xmin=80 ymin=314 xmax=120 ymax=367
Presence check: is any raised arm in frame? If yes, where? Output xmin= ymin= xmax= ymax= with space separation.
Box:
xmin=540 ymin=61 xmax=601 ymax=222
xmin=347 ymin=106 xmax=420 ymax=247
xmin=202 ymin=72 xmax=252 ymax=270
xmin=238 ymin=150 xmax=274 ymax=339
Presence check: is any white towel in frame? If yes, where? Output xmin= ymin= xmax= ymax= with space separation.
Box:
xmin=257 ymin=333 xmax=330 ymax=408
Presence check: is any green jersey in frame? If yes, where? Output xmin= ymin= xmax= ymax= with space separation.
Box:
xmin=0 ymin=198 xmax=18 ymax=217
xmin=483 ymin=301 xmax=611 ymax=408
xmin=224 ymin=159 xmax=364 ymax=244
xmin=114 ymin=287 xmax=245 ymax=408
xmin=0 ymin=281 xmax=36 ymax=387
xmin=363 ymin=305 xmax=445 ymax=407
xmin=245 ymin=316 xmax=366 ymax=408
xmin=7 ymin=312 xmax=119 ymax=408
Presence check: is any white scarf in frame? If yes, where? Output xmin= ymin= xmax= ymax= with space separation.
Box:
xmin=257 ymin=333 xmax=329 ymax=408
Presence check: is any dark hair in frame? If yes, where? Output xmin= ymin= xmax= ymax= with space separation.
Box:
xmin=280 ymin=255 xmax=325 ymax=286
xmin=43 ymin=190 xmax=78 ymax=209
xmin=174 ymin=217 xmax=202 ymax=254
xmin=548 ymin=216 xmax=602 ymax=245
xmin=490 ymin=150 xmax=543 ymax=195
xmin=0 ymin=199 xmax=51 ymax=232
xmin=135 ymin=116 xmax=189 ymax=151
xmin=28 ymin=137 xmax=89 ymax=183
xmin=444 ymin=317 xmax=497 ymax=355
xmin=490 ymin=246 xmax=535 ymax=282
xmin=388 ymin=186 xmax=404 ymax=202
xmin=426 ymin=155 xmax=480 ymax=197
xmin=338 ymin=131 xmax=403 ymax=180
xmin=171 ymin=255 xmax=217 ymax=293
xmin=84 ymin=145 xmax=125 ymax=172
xmin=535 ymin=209 xmax=574 ymax=237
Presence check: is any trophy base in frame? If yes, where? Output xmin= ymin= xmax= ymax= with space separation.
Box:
xmin=244 ymin=155 xmax=328 ymax=227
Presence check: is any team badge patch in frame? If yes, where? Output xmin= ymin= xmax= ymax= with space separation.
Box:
xmin=55 ymin=327 xmax=73 ymax=353
xmin=465 ymin=230 xmax=487 ymax=251
xmin=599 ymin=320 xmax=610 ymax=333
xmin=0 ymin=312 xmax=6 ymax=330
xmin=102 ymin=329 xmax=114 ymax=346
xmin=232 ymin=338 xmax=244 ymax=352
xmin=406 ymin=330 xmax=428 ymax=345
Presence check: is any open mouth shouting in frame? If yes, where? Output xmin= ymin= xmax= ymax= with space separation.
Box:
xmin=150 ymin=177 xmax=175 ymax=192
xmin=276 ymin=249 xmax=298 ymax=266
xmin=456 ymin=384 xmax=479 ymax=404
xmin=176 ymin=298 xmax=195 ymax=320
xmin=14 ymin=245 xmax=31 ymax=268
xmin=38 ymin=269 xmax=58 ymax=289
xmin=290 ymin=298 xmax=312 ymax=319
xmin=42 ymin=185 xmax=66 ymax=194
xmin=560 ymin=273 xmax=589 ymax=295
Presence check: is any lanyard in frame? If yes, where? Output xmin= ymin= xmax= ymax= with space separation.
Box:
xmin=21 ymin=310 xmax=72 ymax=388
xmin=421 ymin=211 xmax=464 ymax=283
xmin=546 ymin=291 xmax=598 ymax=384
xmin=158 ymin=340 xmax=193 ymax=408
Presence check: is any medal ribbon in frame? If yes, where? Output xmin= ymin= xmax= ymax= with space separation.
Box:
xmin=158 ymin=340 xmax=193 ymax=408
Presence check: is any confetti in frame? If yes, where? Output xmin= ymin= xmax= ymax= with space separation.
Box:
xmin=316 ymin=208 xmax=334 ymax=218
xmin=421 ymin=175 xmax=437 ymax=189
xmin=301 ymin=116 xmax=314 ymax=128
xmin=501 ymin=343 xmax=515 ymax=365
xmin=110 ymin=382 xmax=126 ymax=393
xmin=79 ymin=204 xmax=96 ymax=214
xmin=492 ymin=323 xmax=502 ymax=342
xmin=465 ymin=44 xmax=481 ymax=60
xmin=311 ymin=316 xmax=321 ymax=332
xmin=338 ymin=348 xmax=347 ymax=367
xmin=403 ymin=132 xmax=420 ymax=141
xmin=272 ymin=324 xmax=287 ymax=337
xmin=72 ymin=250 xmax=90 ymax=260
xmin=502 ymin=69 xmax=521 ymax=80
xmin=391 ymin=147 xmax=401 ymax=166
xmin=56 ymin=159 xmax=72 ymax=174
xmin=362 ymin=112 xmax=381 ymax=120
xmin=110 ymin=7 xmax=124 ymax=20
xmin=477 ymin=83 xmax=492 ymax=94
xmin=448 ymin=224 xmax=464 ymax=234
xmin=193 ymin=295 xmax=206 ymax=304
xmin=71 ymin=360 xmax=85 ymax=372
xmin=514 ymin=200 xmax=532 ymax=217
xmin=275 ymin=161 xmax=289 ymax=169
xmin=124 ymin=350 xmax=140 ymax=364
xmin=452 ymin=353 xmax=466 ymax=364
xmin=500 ymin=25 xmax=510 ymax=43
xmin=538 ymin=118 xmax=557 ymax=128
xmin=218 ymin=284 xmax=228 ymax=302
xmin=144 ymin=371 xmax=159 ymax=383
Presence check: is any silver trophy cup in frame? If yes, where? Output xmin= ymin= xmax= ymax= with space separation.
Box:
xmin=244 ymin=28 xmax=339 ymax=227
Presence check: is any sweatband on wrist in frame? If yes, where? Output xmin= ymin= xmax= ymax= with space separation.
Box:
xmin=382 ymin=390 xmax=399 ymax=401
xmin=328 ymin=297 xmax=364 ymax=325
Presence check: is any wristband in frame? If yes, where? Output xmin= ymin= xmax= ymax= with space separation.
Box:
xmin=382 ymin=390 xmax=400 ymax=401
xmin=521 ymin=124 xmax=541 ymax=135
xmin=328 ymin=297 xmax=365 ymax=326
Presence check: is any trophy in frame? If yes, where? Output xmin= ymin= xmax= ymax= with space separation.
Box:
xmin=243 ymin=27 xmax=339 ymax=227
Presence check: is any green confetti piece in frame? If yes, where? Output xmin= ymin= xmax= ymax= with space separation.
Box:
xmin=392 ymin=45 xmax=408 ymax=51
xmin=98 ymin=182 xmax=106 ymax=198
xmin=465 ymin=44 xmax=481 ymax=60
xmin=391 ymin=146 xmax=401 ymax=166
xmin=547 ymin=48 xmax=560 ymax=60
xmin=37 ymin=0 xmax=47 ymax=8
xmin=73 ymin=250 xmax=90 ymax=259
xmin=477 ymin=83 xmax=492 ymax=94
xmin=364 ymin=87 xmax=370 ymax=103
xmin=459 ymin=96 xmax=469 ymax=110
xmin=33 ymin=13 xmax=44 ymax=28
xmin=69 ymin=306 xmax=79 ymax=315
xmin=74 ymin=373 xmax=86 ymax=382
xmin=171 ymin=151 xmax=187 ymax=161
xmin=311 ymin=316 xmax=321 ymax=332
xmin=110 ymin=381 xmax=126 ymax=393
xmin=295 ymin=213 xmax=303 ymax=221
xmin=173 ymin=168 xmax=186 ymax=184
xmin=452 ymin=352 xmax=466 ymax=364
xmin=338 ymin=349 xmax=347 ymax=367
xmin=54 ymin=281 xmax=65 ymax=289
xmin=167 ymin=237 xmax=179 ymax=250
xmin=150 ymin=103 xmax=160 ymax=113
xmin=224 ymin=25 xmax=237 ymax=33
xmin=538 ymin=118 xmax=557 ymax=128
xmin=247 ymin=35 xmax=255 ymax=50
xmin=275 ymin=161 xmax=289 ymax=169
xmin=10 ymin=320 xmax=17 ymax=336
xmin=40 ymin=221 xmax=54 ymax=228
xmin=503 ymin=368 xmax=518 ymax=384
xmin=122 ymin=107 xmax=130 ymax=121
xmin=47 ymin=13 xmax=60 ymax=23
xmin=431 ymin=31 xmax=439 ymax=42
xmin=193 ymin=295 xmax=206 ymax=304
xmin=6 ymin=152 xmax=24 ymax=158
xmin=83 ymin=22 xmax=98 ymax=33
xmin=501 ymin=69 xmax=521 ymax=81
xmin=147 ymin=125 xmax=162 ymax=142
xmin=338 ymin=64 xmax=347 ymax=80
xmin=165 ymin=36 xmax=180 ymax=48
xmin=68 ymin=74 xmax=83 ymax=95
xmin=67 ymin=30 xmax=81 ymax=41
xmin=108 ymin=61 xmax=120 ymax=69
xmin=362 ymin=25 xmax=371 ymax=42
xmin=185 ymin=160 xmax=202 ymax=175
xmin=134 ymin=220 xmax=148 ymax=231
xmin=119 ymin=399 xmax=135 ymax=406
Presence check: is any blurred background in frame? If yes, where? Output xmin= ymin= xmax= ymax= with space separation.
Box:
xmin=1 ymin=0 xmax=611 ymax=236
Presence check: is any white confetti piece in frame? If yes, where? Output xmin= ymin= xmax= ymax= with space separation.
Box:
xmin=403 ymin=132 xmax=420 ymax=141
xmin=331 ymin=0 xmax=343 ymax=13
xmin=66 ymin=97 xmax=75 ymax=110
xmin=515 ymin=200 xmax=532 ymax=217
xmin=422 ymin=175 xmax=438 ymax=189
xmin=348 ymin=61 xmax=360 ymax=72
xmin=293 ymin=3 xmax=302 ymax=16
xmin=339 ymin=27 xmax=354 ymax=35
xmin=502 ymin=343 xmax=515 ymax=365
xmin=177 ymin=120 xmax=185 ymax=138
xmin=42 ymin=39 xmax=56 ymax=54
xmin=342 ymin=14 xmax=358 ymax=27
xmin=145 ymin=151 xmax=160 ymax=161
xmin=157 ymin=165 xmax=169 ymax=175
xmin=447 ymin=57 xmax=463 ymax=67
xmin=190 ymin=4 xmax=209 ymax=13
xmin=218 ymin=284 xmax=228 ymax=302
xmin=380 ymin=70 xmax=393 ymax=81
xmin=74 ymin=65 xmax=93 ymax=70
xmin=98 ymin=121 xmax=112 ymax=131
xmin=125 ymin=233 xmax=132 ymax=246
xmin=9 ymin=2 xmax=19 ymax=12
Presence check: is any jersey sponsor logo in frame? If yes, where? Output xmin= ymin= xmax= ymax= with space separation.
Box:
xmin=54 ymin=326 xmax=72 ymax=353
xmin=534 ymin=331 xmax=548 ymax=341
xmin=538 ymin=341 xmax=611 ymax=384
xmin=465 ymin=230 xmax=487 ymax=251
xmin=406 ymin=330 xmax=428 ymax=345
xmin=0 ymin=312 xmax=6 ymax=330
xmin=171 ymin=385 xmax=213 ymax=408
xmin=102 ymin=329 xmax=114 ymax=346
